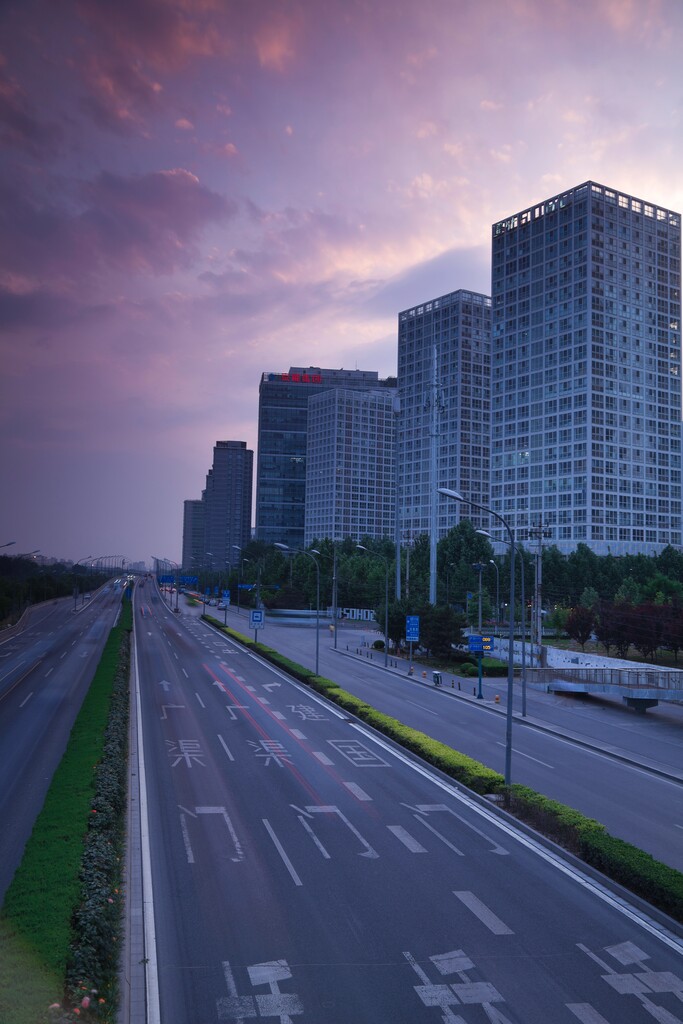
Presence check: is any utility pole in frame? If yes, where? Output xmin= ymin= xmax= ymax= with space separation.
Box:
xmin=526 ymin=521 xmax=551 ymax=647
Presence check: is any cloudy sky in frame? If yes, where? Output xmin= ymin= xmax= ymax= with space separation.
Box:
xmin=2 ymin=0 xmax=682 ymax=566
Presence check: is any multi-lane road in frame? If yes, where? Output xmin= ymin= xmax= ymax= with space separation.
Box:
xmin=128 ymin=589 xmax=683 ymax=1023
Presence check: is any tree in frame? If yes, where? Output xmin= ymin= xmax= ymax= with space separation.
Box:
xmin=565 ymin=605 xmax=594 ymax=650
xmin=419 ymin=604 xmax=465 ymax=659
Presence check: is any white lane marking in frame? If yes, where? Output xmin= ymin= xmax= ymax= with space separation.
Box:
xmin=291 ymin=729 xmax=306 ymax=740
xmin=312 ymin=751 xmax=334 ymax=765
xmin=453 ymin=891 xmax=513 ymax=935
xmin=263 ymin=819 xmax=302 ymax=886
xmin=343 ymin=782 xmax=372 ymax=801
xmin=45 ymin=667 xmax=53 ymax=677
xmin=179 ymin=811 xmax=195 ymax=864
xmin=195 ymin=693 xmax=205 ymax=708
xmin=218 ymin=734 xmax=235 ymax=762
xmin=405 ymin=699 xmax=439 ymax=716
xmin=258 ymin=697 xmax=271 ymax=705
xmin=60 ymin=652 xmax=67 ymax=659
xmin=495 ymin=741 xmax=554 ymax=769
xmin=20 ymin=692 xmax=33 ymax=707
xmin=182 ymin=668 xmax=189 ymax=678
xmin=388 ymin=826 xmax=428 ymax=853
xmin=272 ymin=711 xmax=286 ymax=720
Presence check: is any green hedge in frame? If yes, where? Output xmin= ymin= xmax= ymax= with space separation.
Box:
xmin=204 ymin=614 xmax=683 ymax=922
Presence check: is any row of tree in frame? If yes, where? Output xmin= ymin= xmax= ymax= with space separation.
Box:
xmin=0 ymin=556 xmax=112 ymax=625
xmin=192 ymin=527 xmax=683 ymax=659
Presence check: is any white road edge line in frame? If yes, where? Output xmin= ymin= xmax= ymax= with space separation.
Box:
xmin=134 ymin=620 xmax=161 ymax=1024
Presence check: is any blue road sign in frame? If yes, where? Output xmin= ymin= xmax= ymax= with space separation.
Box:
xmin=406 ymin=615 xmax=420 ymax=643
xmin=250 ymin=609 xmax=265 ymax=628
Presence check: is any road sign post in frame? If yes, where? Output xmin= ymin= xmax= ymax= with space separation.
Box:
xmin=250 ymin=608 xmax=265 ymax=642
xmin=468 ymin=635 xmax=494 ymax=699
xmin=406 ymin=615 xmax=419 ymax=676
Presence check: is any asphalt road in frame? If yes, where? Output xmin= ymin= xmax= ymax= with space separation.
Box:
xmin=129 ymin=590 xmax=683 ymax=1024
xmin=0 ymin=587 xmax=123 ymax=901
xmin=206 ymin=602 xmax=683 ymax=872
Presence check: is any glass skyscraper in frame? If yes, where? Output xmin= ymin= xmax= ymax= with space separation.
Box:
xmin=304 ymin=386 xmax=397 ymax=545
xmin=490 ymin=181 xmax=681 ymax=555
xmin=255 ymin=367 xmax=387 ymax=548
xmin=398 ymin=289 xmax=492 ymax=542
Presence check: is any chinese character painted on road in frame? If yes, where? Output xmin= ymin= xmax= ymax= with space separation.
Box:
xmin=248 ymin=739 xmax=293 ymax=767
xmin=166 ymin=739 xmax=205 ymax=767
xmin=287 ymin=704 xmax=328 ymax=721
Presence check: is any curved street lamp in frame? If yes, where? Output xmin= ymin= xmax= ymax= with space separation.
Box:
xmin=356 ymin=544 xmax=389 ymax=668
xmin=439 ymin=488 xmax=515 ymax=786
xmin=275 ymin=543 xmax=320 ymax=676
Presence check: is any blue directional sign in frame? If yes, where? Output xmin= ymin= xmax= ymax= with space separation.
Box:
xmin=406 ymin=615 xmax=420 ymax=643
xmin=250 ymin=609 xmax=265 ymax=629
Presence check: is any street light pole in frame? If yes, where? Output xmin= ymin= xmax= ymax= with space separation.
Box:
xmin=275 ymin=543 xmax=320 ymax=676
xmin=489 ymin=559 xmax=500 ymax=634
xmin=440 ymin=488 xmax=516 ymax=786
xmin=232 ymin=545 xmax=243 ymax=614
xmin=356 ymin=544 xmax=389 ymax=668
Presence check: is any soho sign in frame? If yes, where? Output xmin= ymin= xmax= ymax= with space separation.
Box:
xmin=338 ymin=608 xmax=376 ymax=621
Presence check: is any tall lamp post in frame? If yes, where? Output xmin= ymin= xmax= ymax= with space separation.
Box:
xmin=439 ymin=488 xmax=516 ymax=786
xmin=489 ymin=559 xmax=500 ymax=634
xmin=356 ymin=544 xmax=389 ymax=668
xmin=275 ymin=543 xmax=320 ymax=677
xmin=232 ymin=545 xmax=243 ymax=614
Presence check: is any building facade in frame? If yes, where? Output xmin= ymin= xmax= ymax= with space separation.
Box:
xmin=304 ymin=387 xmax=398 ymax=545
xmin=203 ymin=440 xmax=253 ymax=575
xmin=398 ymin=289 xmax=492 ymax=542
xmin=489 ymin=180 xmax=682 ymax=555
xmin=181 ymin=498 xmax=205 ymax=574
xmin=255 ymin=367 xmax=392 ymax=548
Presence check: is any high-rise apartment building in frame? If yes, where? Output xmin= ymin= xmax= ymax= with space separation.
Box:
xmin=255 ymin=367 xmax=392 ymax=548
xmin=489 ymin=181 xmax=681 ymax=555
xmin=398 ymin=289 xmax=492 ymax=541
xmin=304 ymin=386 xmax=398 ymax=545
xmin=182 ymin=440 xmax=253 ymax=576
xmin=181 ymin=498 xmax=205 ymax=574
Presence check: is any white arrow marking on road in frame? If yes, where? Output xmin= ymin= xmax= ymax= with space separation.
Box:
xmin=160 ymin=704 xmax=185 ymax=719
xmin=292 ymin=804 xmax=378 ymax=859
xmin=263 ymin=682 xmax=281 ymax=692
xmin=159 ymin=679 xmax=171 ymax=691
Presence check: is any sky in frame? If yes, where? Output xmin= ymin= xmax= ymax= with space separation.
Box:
xmin=2 ymin=0 xmax=683 ymax=566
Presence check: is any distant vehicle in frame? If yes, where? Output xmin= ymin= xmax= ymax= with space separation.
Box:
xmin=208 ymin=599 xmax=217 ymax=606
xmin=217 ymin=602 xmax=226 ymax=610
